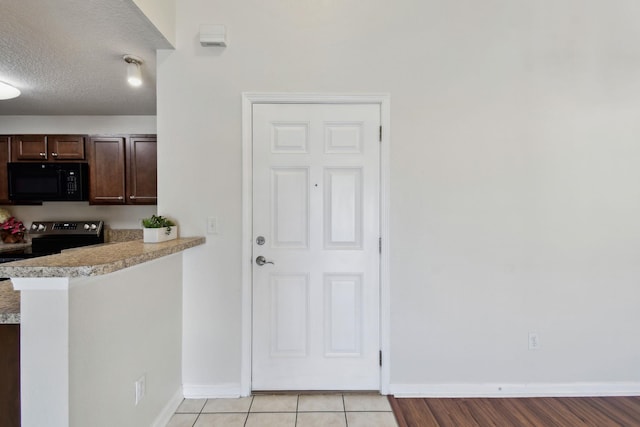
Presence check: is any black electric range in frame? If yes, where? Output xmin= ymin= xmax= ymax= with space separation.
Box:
xmin=0 ymin=220 xmax=105 ymax=263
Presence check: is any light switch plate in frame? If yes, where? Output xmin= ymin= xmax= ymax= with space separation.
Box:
xmin=207 ymin=217 xmax=218 ymax=234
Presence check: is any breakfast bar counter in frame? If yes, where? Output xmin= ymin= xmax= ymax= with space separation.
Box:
xmin=4 ymin=236 xmax=206 ymax=427
xmin=0 ymin=237 xmax=205 ymax=278
xmin=0 ymin=280 xmax=19 ymax=324
xmin=0 ymin=237 xmax=206 ymax=323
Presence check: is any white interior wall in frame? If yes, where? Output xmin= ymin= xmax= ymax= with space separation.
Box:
xmin=0 ymin=116 xmax=157 ymax=229
xmin=16 ymin=254 xmax=183 ymax=427
xmin=158 ymin=0 xmax=640 ymax=395
xmin=70 ymin=255 xmax=183 ymax=427
xmin=132 ymin=0 xmax=176 ymax=47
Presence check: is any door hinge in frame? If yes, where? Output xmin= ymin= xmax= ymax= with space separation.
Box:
xmin=379 ymin=237 xmax=382 ymax=253
xmin=379 ymin=350 xmax=383 ymax=367
xmin=379 ymin=126 xmax=382 ymax=142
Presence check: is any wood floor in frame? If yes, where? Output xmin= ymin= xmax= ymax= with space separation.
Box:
xmin=389 ymin=396 xmax=640 ymax=426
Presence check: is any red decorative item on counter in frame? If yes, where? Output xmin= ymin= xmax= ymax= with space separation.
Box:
xmin=0 ymin=217 xmax=26 ymax=243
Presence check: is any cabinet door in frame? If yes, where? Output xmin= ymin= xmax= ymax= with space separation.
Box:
xmin=0 ymin=136 xmax=10 ymax=203
xmin=88 ymin=137 xmax=126 ymax=204
xmin=49 ymin=135 xmax=86 ymax=160
xmin=0 ymin=324 xmax=20 ymax=427
xmin=12 ymin=135 xmax=48 ymax=161
xmin=127 ymin=135 xmax=157 ymax=205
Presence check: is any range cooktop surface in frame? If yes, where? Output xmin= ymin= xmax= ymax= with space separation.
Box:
xmin=0 ymin=220 xmax=105 ymax=264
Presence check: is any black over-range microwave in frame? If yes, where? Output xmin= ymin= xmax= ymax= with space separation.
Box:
xmin=7 ymin=162 xmax=89 ymax=201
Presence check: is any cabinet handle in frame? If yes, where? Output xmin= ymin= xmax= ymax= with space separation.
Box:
xmin=39 ymin=152 xmax=46 ymax=157
xmin=51 ymin=152 xmax=58 ymax=157
xmin=96 ymin=197 xmax=126 ymax=201
xmin=129 ymin=196 xmax=157 ymax=201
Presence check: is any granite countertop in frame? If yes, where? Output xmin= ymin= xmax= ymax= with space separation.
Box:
xmin=0 ymin=244 xmax=30 ymax=323
xmin=0 ymin=280 xmax=20 ymax=324
xmin=0 ymin=237 xmax=205 ymax=279
xmin=0 ymin=234 xmax=205 ymax=323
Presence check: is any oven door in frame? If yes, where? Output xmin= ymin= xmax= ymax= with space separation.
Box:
xmin=30 ymin=235 xmax=101 ymax=254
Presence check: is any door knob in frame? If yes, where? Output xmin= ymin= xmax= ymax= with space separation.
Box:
xmin=255 ymin=256 xmax=274 ymax=266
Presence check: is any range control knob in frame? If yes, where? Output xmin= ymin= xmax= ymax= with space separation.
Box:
xmin=31 ymin=224 xmax=38 ymax=230
xmin=37 ymin=224 xmax=45 ymax=231
xmin=84 ymin=223 xmax=90 ymax=230
xmin=91 ymin=223 xmax=98 ymax=230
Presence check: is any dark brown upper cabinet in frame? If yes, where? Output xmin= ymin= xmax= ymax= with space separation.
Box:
xmin=0 ymin=136 xmax=11 ymax=204
xmin=11 ymin=135 xmax=86 ymax=162
xmin=127 ymin=135 xmax=157 ymax=205
xmin=88 ymin=135 xmax=157 ymax=205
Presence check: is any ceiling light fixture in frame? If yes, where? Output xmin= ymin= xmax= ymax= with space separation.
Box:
xmin=123 ymin=55 xmax=143 ymax=87
xmin=0 ymin=81 xmax=21 ymax=100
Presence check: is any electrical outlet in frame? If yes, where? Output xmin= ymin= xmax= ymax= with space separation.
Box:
xmin=207 ymin=217 xmax=218 ymax=234
xmin=135 ymin=374 xmax=146 ymax=405
xmin=528 ymin=332 xmax=540 ymax=350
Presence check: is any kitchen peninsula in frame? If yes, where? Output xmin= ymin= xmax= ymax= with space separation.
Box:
xmin=0 ymin=237 xmax=205 ymax=427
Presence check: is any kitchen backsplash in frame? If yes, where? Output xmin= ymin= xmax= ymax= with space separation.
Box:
xmin=106 ymin=228 xmax=143 ymax=242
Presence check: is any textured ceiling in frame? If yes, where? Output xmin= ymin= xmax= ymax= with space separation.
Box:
xmin=0 ymin=0 xmax=173 ymax=115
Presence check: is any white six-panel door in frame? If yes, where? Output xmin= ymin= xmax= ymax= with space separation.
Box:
xmin=251 ymin=103 xmax=380 ymax=390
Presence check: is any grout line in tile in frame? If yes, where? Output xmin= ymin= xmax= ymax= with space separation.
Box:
xmin=247 ymin=395 xmax=255 ymax=413
xmin=343 ymin=394 xmax=349 ymax=427
xmin=191 ymin=412 xmax=201 ymax=427
xmin=243 ymin=396 xmax=253 ymax=427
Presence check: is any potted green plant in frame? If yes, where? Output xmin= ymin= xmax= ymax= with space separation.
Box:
xmin=142 ymin=214 xmax=178 ymax=243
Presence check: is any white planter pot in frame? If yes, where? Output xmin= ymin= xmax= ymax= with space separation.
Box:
xmin=143 ymin=226 xmax=178 ymax=243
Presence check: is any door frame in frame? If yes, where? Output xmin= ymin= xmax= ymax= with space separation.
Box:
xmin=241 ymin=93 xmax=391 ymax=396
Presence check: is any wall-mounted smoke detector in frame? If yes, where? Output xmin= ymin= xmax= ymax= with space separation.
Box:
xmin=200 ymin=25 xmax=227 ymax=47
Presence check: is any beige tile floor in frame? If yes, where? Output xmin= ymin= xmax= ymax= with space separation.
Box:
xmin=167 ymin=393 xmax=398 ymax=427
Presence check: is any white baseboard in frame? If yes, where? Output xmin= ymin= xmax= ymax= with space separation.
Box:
xmin=152 ymin=387 xmax=184 ymax=427
xmin=183 ymin=383 xmax=242 ymax=399
xmin=390 ymin=382 xmax=640 ymax=398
